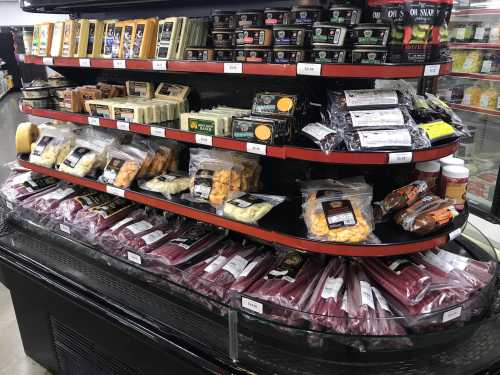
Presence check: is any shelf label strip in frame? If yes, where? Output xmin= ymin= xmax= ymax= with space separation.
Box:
xmin=106 ymin=185 xmax=125 ymax=197
xmin=152 ymin=60 xmax=167 ymax=70
xmin=424 ymin=64 xmax=440 ymax=76
xmin=297 ymin=63 xmax=321 ymax=76
xmin=113 ymin=59 xmax=126 ymax=69
xmin=241 ymin=297 xmax=263 ymax=314
xmin=127 ymin=251 xmax=142 ymax=265
xmin=150 ymin=127 xmax=166 ymax=137
xmin=79 ymin=58 xmax=91 ymax=67
xmin=195 ymin=134 xmax=213 ymax=146
xmin=116 ymin=121 xmax=130 ymax=131
xmin=42 ymin=57 xmax=53 ymax=65
xmin=88 ymin=117 xmax=100 ymax=126
xmin=224 ymin=63 xmax=243 ymax=74
xmin=388 ymin=152 xmax=412 ymax=164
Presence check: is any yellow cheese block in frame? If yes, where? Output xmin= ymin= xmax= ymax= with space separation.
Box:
xmin=62 ymin=20 xmax=77 ymax=57
xmin=122 ymin=21 xmax=137 ymax=60
xmin=16 ymin=122 xmax=39 ymax=154
xmin=126 ymin=81 xmax=154 ymax=98
xmin=100 ymin=20 xmax=118 ymax=58
xmin=32 ymin=24 xmax=40 ymax=56
xmin=38 ymin=23 xmax=53 ymax=57
xmin=74 ymin=19 xmax=90 ymax=58
xmin=111 ymin=21 xmax=126 ymax=59
xmin=131 ymin=18 xmax=157 ymax=59
xmin=87 ymin=20 xmax=104 ymax=58
xmin=51 ymin=22 xmax=64 ymax=57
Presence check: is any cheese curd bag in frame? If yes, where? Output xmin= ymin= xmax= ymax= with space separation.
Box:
xmin=301 ymin=178 xmax=374 ymax=243
xmin=29 ymin=124 xmax=76 ymax=168
xmin=99 ymin=145 xmax=146 ymax=189
xmin=222 ymin=192 xmax=285 ymax=224
xmin=139 ymin=174 xmax=191 ymax=198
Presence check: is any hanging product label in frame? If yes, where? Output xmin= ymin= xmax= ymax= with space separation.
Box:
xmin=344 ymin=90 xmax=398 ymax=108
xmin=358 ymin=129 xmax=412 ymax=148
xmin=321 ymin=277 xmax=343 ymax=300
xmin=322 ymin=200 xmax=357 ymax=229
xmin=141 ymin=230 xmax=167 ymax=245
xmin=349 ymin=108 xmax=405 ymax=128
xmin=102 ymin=157 xmax=126 ymax=184
xmin=203 ymin=255 xmax=228 ymax=274
xmin=239 ymin=259 xmax=260 ymax=278
xmin=222 ymin=255 xmax=250 ymax=278
xmin=359 ymin=280 xmax=375 ymax=310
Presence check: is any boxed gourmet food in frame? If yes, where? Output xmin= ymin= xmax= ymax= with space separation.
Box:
xmin=16 ymin=122 xmax=39 ymax=154
xmin=232 ymin=116 xmax=291 ymax=145
xmin=212 ymin=10 xmax=237 ymax=30
xmin=311 ymin=46 xmax=347 ymax=63
xmin=301 ymin=178 xmax=374 ymax=243
xmin=74 ymin=19 xmax=90 ymax=58
xmin=1 ymin=172 xmax=59 ymax=203
xmin=350 ymin=24 xmax=390 ymax=47
xmin=111 ymin=21 xmax=125 ymax=58
xmin=236 ymin=27 xmax=273 ymax=47
xmin=265 ymin=8 xmax=291 ymax=26
xmin=222 ymin=192 xmax=285 ymax=224
xmin=252 ymin=92 xmax=300 ymax=118
xmin=214 ymin=49 xmax=235 ymax=61
xmin=291 ymin=5 xmax=323 ymax=26
xmin=37 ymin=23 xmax=53 ymax=57
xmin=50 ymin=21 xmax=64 ymax=57
xmin=98 ymin=145 xmax=147 ymax=189
xmin=185 ymin=48 xmax=213 ymax=61
xmin=61 ymin=20 xmax=77 ymax=57
xmin=212 ymin=30 xmax=235 ymax=49
xmin=29 ymin=123 xmax=76 ymax=168
xmin=130 ymin=18 xmax=157 ymax=59
xmin=100 ymin=20 xmax=118 ymax=58
xmin=236 ymin=10 xmax=264 ymax=27
xmin=85 ymin=20 xmax=104 ymax=58
xmin=156 ymin=18 xmax=180 ymax=59
xmin=273 ymin=47 xmax=306 ymax=63
xmin=350 ymin=48 xmax=388 ymax=63
xmin=180 ymin=107 xmax=250 ymax=136
xmin=329 ymin=5 xmax=362 ymax=25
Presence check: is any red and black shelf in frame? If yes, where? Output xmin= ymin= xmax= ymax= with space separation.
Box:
xmin=21 ymin=106 xmax=459 ymax=165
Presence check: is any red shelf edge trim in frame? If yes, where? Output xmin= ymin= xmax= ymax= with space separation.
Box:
xmin=450 ymin=103 xmax=500 ymax=116
xmin=21 ymin=106 xmax=458 ymax=165
xmin=17 ymin=159 xmax=462 ymax=257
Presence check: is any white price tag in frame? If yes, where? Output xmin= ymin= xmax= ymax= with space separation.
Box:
xmin=224 ymin=62 xmax=243 ymax=74
xmin=88 ymin=117 xmax=100 ymax=126
xmin=127 ymin=251 xmax=142 ymax=265
xmin=297 ymin=63 xmax=321 ymax=76
xmin=79 ymin=58 xmax=91 ymax=67
xmin=150 ymin=127 xmax=166 ymax=137
xmin=6 ymin=201 xmax=13 ymax=210
xmin=443 ymin=306 xmax=462 ymax=323
xmin=113 ymin=59 xmax=126 ymax=69
xmin=195 ymin=134 xmax=213 ymax=146
xmin=241 ymin=297 xmax=263 ymax=314
xmin=59 ymin=224 xmax=71 ymax=234
xmin=388 ymin=152 xmax=412 ymax=164
xmin=424 ymin=64 xmax=440 ymax=76
xmin=152 ymin=60 xmax=167 ymax=70
xmin=449 ymin=228 xmax=461 ymax=241
xmin=116 ymin=121 xmax=130 ymax=131
xmin=42 ymin=57 xmax=53 ymax=65
xmin=246 ymin=142 xmax=267 ymax=155
xmin=106 ymin=185 xmax=125 ymax=197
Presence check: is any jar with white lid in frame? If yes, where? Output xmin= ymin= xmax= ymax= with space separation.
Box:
xmin=439 ymin=156 xmax=465 ymax=168
xmin=440 ymin=165 xmax=469 ymax=210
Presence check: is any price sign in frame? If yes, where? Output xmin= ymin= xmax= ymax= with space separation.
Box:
xmin=224 ymin=63 xmax=243 ymax=74
xmin=150 ymin=127 xmax=166 ymax=137
xmin=79 ymin=58 xmax=91 ymax=67
xmin=297 ymin=63 xmax=321 ymax=76
xmin=241 ymin=297 xmax=263 ymax=314
xmin=152 ymin=60 xmax=167 ymax=70
xmin=113 ymin=59 xmax=126 ymax=69
xmin=195 ymin=134 xmax=213 ymax=146
xmin=116 ymin=121 xmax=130 ymax=131
xmin=388 ymin=152 xmax=412 ymax=164
xmin=246 ymin=142 xmax=267 ymax=155
xmin=106 ymin=185 xmax=125 ymax=197
xmin=424 ymin=64 xmax=440 ymax=76
xmin=127 ymin=251 xmax=142 ymax=265
xmin=42 ymin=57 xmax=53 ymax=65
xmin=59 ymin=224 xmax=71 ymax=234
xmin=443 ymin=306 xmax=462 ymax=323
xmin=88 ymin=117 xmax=100 ymax=126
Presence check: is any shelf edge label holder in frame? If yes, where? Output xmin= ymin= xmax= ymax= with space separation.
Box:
xmin=150 ymin=127 xmax=166 ymax=137
xmin=113 ymin=59 xmax=126 ymax=69
xmin=224 ymin=63 xmax=243 ymax=74
xmin=388 ymin=152 xmax=413 ymax=164
xmin=79 ymin=58 xmax=91 ymax=67
xmin=241 ymin=297 xmax=263 ymax=314
xmin=152 ymin=60 xmax=167 ymax=70
xmin=42 ymin=57 xmax=54 ymax=65
xmin=195 ymin=134 xmax=213 ymax=146
xmin=106 ymin=185 xmax=125 ymax=197
xmin=88 ymin=117 xmax=100 ymax=126
xmin=297 ymin=63 xmax=322 ymax=76
xmin=116 ymin=121 xmax=130 ymax=131
xmin=424 ymin=64 xmax=441 ymax=76
xmin=127 ymin=251 xmax=142 ymax=265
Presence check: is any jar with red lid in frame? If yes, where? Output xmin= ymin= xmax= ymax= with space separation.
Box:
xmin=440 ymin=165 xmax=469 ymax=210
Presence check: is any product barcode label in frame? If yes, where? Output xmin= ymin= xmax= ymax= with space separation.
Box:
xmin=224 ymin=63 xmax=242 ymax=74
xmin=195 ymin=134 xmax=213 ymax=146
xmin=5 ymin=201 xmax=13 ymax=210
xmin=388 ymin=152 xmax=412 ymax=164
xmin=449 ymin=228 xmax=461 ymax=241
xmin=42 ymin=57 xmax=53 ymax=65
xmin=116 ymin=121 xmax=130 ymax=131
xmin=59 ymin=224 xmax=71 ymax=234
xmin=297 ymin=63 xmax=321 ymax=76
xmin=113 ymin=59 xmax=126 ymax=69
xmin=150 ymin=127 xmax=166 ymax=137
xmin=152 ymin=60 xmax=167 ymax=70
xmin=443 ymin=306 xmax=462 ymax=323
xmin=127 ymin=251 xmax=142 ymax=265
xmin=424 ymin=64 xmax=440 ymax=76
xmin=106 ymin=185 xmax=125 ymax=197
xmin=241 ymin=297 xmax=263 ymax=314
xmin=88 ymin=117 xmax=100 ymax=126
xmin=79 ymin=58 xmax=91 ymax=67
xmin=246 ymin=142 xmax=266 ymax=155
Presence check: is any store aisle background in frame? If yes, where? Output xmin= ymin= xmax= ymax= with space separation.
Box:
xmin=0 ymin=92 xmax=51 ymax=375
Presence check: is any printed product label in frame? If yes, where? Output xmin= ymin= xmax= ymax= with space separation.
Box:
xmin=204 ymin=255 xmax=227 ymax=274
xmin=354 ymin=29 xmax=387 ymax=45
xmin=189 ymin=118 xmax=216 ymax=135
xmin=76 ymin=192 xmax=111 ymax=208
xmin=33 ymin=136 xmax=54 ymax=156
xmin=222 ymin=255 xmax=250 ymax=278
xmin=133 ymin=24 xmax=145 ymax=57
xmin=462 ymin=94 xmax=471 ymax=105
xmin=302 ymin=123 xmax=335 ymax=141
xmin=388 ymin=258 xmax=412 ymax=274
xmin=344 ymin=90 xmax=398 ymax=108
xmin=455 ymin=27 xmax=466 ymax=40
xmin=360 ymin=280 xmax=375 ymax=310
xmin=480 ymin=95 xmax=491 ymax=108
xmin=90 ymin=104 xmax=111 ymax=118
xmin=313 ymin=27 xmax=341 ymax=44
xmin=349 ymin=108 xmax=405 ymax=128
xmin=126 ymin=220 xmax=154 ymax=235
xmin=109 ymin=216 xmax=135 ymax=232
xmin=141 ymin=230 xmax=167 ymax=245
xmin=266 ymin=253 xmax=305 ymax=283
xmin=322 ymin=200 xmax=357 ymax=229
xmin=405 ymin=3 xmax=437 ymax=25
xmin=103 ymin=23 xmax=115 ymax=55
xmin=169 ymin=235 xmax=199 ymax=250
xmin=436 ymin=250 xmax=468 ymax=271
xmin=358 ymin=129 xmax=412 ymax=148
xmin=239 ymin=259 xmax=260 ymax=278
xmin=341 ymin=292 xmax=348 ymax=312
xmin=129 ymin=82 xmax=149 ymax=97
xmin=63 ymin=147 xmax=92 ymax=168
xmin=445 ymin=182 xmax=467 ymax=205
xmin=321 ymin=277 xmax=343 ymax=300
xmin=372 ymin=286 xmax=391 ymax=312
xmin=123 ymin=25 xmax=133 ymax=59
xmin=253 ymin=94 xmax=295 ymax=116
xmin=193 ymin=169 xmax=214 ymax=200
xmin=114 ymin=107 xmax=135 ymax=122
xmin=90 ymin=198 xmax=131 ymax=219
xmin=102 ymin=158 xmax=126 ymax=184
xmin=227 ymin=194 xmax=265 ymax=208
xmin=423 ymin=251 xmax=454 ymax=273
xmin=45 ymin=188 xmax=75 ymax=201
xmin=418 ymin=121 xmax=455 ymax=141
xmin=474 ymin=27 xmax=485 ymax=40
xmin=111 ymin=26 xmax=123 ymax=58
xmin=481 ymin=60 xmax=492 ymax=73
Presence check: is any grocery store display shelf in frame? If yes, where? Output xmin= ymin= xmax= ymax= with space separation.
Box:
xmin=17 ymin=159 xmax=468 ymax=257
xmin=20 ymin=55 xmax=453 ymax=79
xmin=450 ymin=43 xmax=500 ymax=49
xmin=450 ymin=103 xmax=500 ymax=116
xmin=21 ymin=105 xmax=459 ymax=165
xmin=449 ymin=72 xmax=500 ymax=81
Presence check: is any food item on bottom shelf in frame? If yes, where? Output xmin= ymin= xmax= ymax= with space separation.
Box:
xmin=139 ymin=174 xmax=191 ymax=197
xmin=301 ymin=178 xmax=374 ymax=243
xmin=394 ymin=195 xmax=459 ymax=235
xmin=273 ymin=46 xmax=306 ymax=63
xmin=15 ymin=122 xmax=39 ymax=154
xmin=373 ymin=180 xmax=429 ymax=222
xmin=98 ymin=146 xmax=146 ymax=189
xmin=351 ymin=48 xmax=387 ymax=64
xmin=222 ymin=192 xmax=285 ymax=224
xmin=54 ymin=191 xmax=113 ymax=224
xmin=184 ymin=48 xmax=214 ymax=61
xmin=311 ymin=46 xmax=347 ymax=63
xmin=229 ymin=251 xmax=274 ymax=295
xmin=440 ymin=165 xmax=469 ymax=210
xmin=362 ymin=257 xmax=432 ymax=306
xmin=29 ymin=124 xmax=76 ymax=168
xmin=252 ymin=92 xmax=299 ymax=118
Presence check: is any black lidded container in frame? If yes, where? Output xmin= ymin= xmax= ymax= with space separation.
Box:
xmin=236 ymin=9 xmax=265 ymax=27
xmin=273 ymin=26 xmax=307 ymax=47
xmin=264 ymin=7 xmax=292 ymax=26
xmin=311 ymin=45 xmax=347 ymax=63
xmin=212 ymin=10 xmax=237 ymax=30
xmin=273 ymin=46 xmax=307 ymax=64
xmin=214 ymin=49 xmax=235 ymax=62
xmin=212 ymin=30 xmax=235 ymax=48
xmin=291 ymin=6 xmax=324 ymax=26
xmin=328 ymin=6 xmax=362 ymax=26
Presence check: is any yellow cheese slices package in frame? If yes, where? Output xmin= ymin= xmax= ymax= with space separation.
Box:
xmin=131 ymin=18 xmax=157 ymax=59
xmin=418 ymin=121 xmax=457 ymax=143
xmin=111 ymin=21 xmax=125 ymax=59
xmin=32 ymin=24 xmax=40 ymax=56
xmin=38 ymin=23 xmax=53 ymax=57
xmin=62 ymin=20 xmax=77 ymax=57
xmin=86 ymin=20 xmax=104 ymax=57
xmin=100 ymin=20 xmax=118 ymax=58
xmin=73 ymin=19 xmax=90 ymax=58
xmin=50 ymin=22 xmax=64 ymax=57
xmin=155 ymin=17 xmax=181 ymax=60
xmin=122 ymin=21 xmax=137 ymax=60
xmin=126 ymin=81 xmax=154 ymax=99
xmin=222 ymin=192 xmax=285 ymax=224
xmin=16 ymin=122 xmax=39 ymax=154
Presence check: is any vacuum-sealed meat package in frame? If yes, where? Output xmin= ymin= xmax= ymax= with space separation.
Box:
xmin=301 ymin=178 xmax=374 ymax=243
xmin=119 ymin=215 xmax=177 ymax=254
xmin=229 ymin=252 xmax=274 ymax=295
xmin=304 ymin=257 xmax=348 ymax=333
xmin=371 ymin=286 xmax=406 ymax=336
xmin=97 ymin=209 xmax=147 ymax=255
xmin=1 ymin=173 xmax=59 ymax=202
xmin=342 ymin=127 xmax=431 ymax=151
xmin=53 ymin=191 xmax=114 ymax=224
xmin=148 ymin=223 xmax=226 ymax=266
xmin=362 ymin=257 xmax=432 ymax=306
xmin=301 ymin=122 xmax=338 ymax=154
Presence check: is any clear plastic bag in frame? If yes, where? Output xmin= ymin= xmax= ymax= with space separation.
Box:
xmin=301 ymin=122 xmax=338 ymax=154
xmin=98 ymin=146 xmax=146 ymax=189
xmin=53 ymin=191 xmax=113 ymax=224
xmin=97 ymin=209 xmax=147 ymax=255
xmin=394 ymin=195 xmax=459 ymax=235
xmin=138 ymin=174 xmax=191 ymax=199
xmin=117 ymin=213 xmax=173 ymax=254
xmin=59 ymin=140 xmax=108 ymax=178
xmin=342 ymin=127 xmax=431 ymax=151
xmin=221 ymin=192 xmax=285 ymax=224
xmin=29 ymin=124 xmax=76 ymax=168
xmin=328 ymin=89 xmax=413 ymax=111
xmin=21 ymin=183 xmax=82 ymax=220
xmin=301 ymin=179 xmax=374 ymax=243
xmin=229 ymin=252 xmax=274 ymax=295
xmin=1 ymin=173 xmax=59 ymax=202
xmin=144 ymin=139 xmax=179 ymax=178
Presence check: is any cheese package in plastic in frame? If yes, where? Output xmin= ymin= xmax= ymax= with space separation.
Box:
xmin=222 ymin=192 xmax=285 ymax=224
xmin=126 ymin=81 xmax=154 ymax=99
xmin=86 ymin=20 xmax=104 ymax=58
xmin=99 ymin=146 xmax=147 ymax=189
xmin=139 ymin=174 xmax=191 ymax=197
xmin=100 ymin=20 xmax=118 ymax=58
xmin=38 ymin=23 xmax=53 ymax=57
xmin=122 ymin=21 xmax=137 ymax=60
xmin=50 ymin=22 xmax=64 ymax=57
xmin=112 ymin=102 xmax=145 ymax=124
xmin=131 ymin=18 xmax=157 ymax=59
xmin=62 ymin=20 xmax=77 ymax=57
xmin=86 ymin=99 xmax=114 ymax=119
xmin=155 ymin=17 xmax=181 ymax=60
xmin=32 ymin=24 xmax=40 ymax=56
xmin=180 ymin=112 xmax=226 ymax=136
xmin=111 ymin=22 xmax=126 ymax=59
xmin=154 ymin=83 xmax=190 ymax=102
xmin=74 ymin=19 xmax=90 ymax=58
xmin=29 ymin=125 xmax=76 ymax=168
